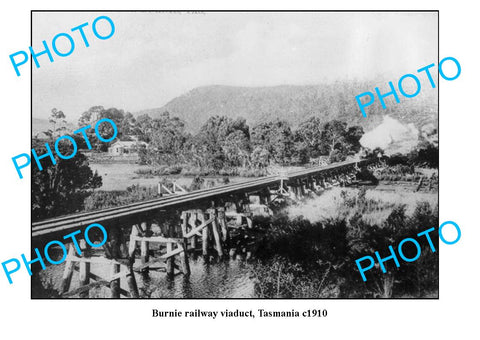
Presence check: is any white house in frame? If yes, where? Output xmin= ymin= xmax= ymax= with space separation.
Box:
xmin=108 ymin=140 xmax=147 ymax=156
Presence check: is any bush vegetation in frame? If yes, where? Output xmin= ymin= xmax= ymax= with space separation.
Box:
xmin=33 ymin=107 xmax=438 ymax=222
xmin=249 ymin=190 xmax=439 ymax=298
xmin=84 ymin=185 xmax=160 ymax=212
xmin=76 ymin=107 xmax=365 ymax=173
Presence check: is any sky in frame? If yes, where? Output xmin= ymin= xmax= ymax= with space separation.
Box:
xmin=32 ymin=11 xmax=438 ymax=121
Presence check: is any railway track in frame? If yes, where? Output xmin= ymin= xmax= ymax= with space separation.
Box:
xmin=32 ymin=159 xmax=371 ymax=240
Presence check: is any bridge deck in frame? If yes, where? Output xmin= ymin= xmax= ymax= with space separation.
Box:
xmin=32 ymin=159 xmax=371 ymax=240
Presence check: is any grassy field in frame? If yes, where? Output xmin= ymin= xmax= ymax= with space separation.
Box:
xmin=89 ymin=162 xmax=252 ymax=191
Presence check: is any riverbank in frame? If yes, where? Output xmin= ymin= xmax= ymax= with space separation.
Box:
xmin=89 ymin=162 xmax=251 ymax=191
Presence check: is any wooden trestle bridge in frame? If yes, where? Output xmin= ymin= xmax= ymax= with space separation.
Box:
xmin=32 ymin=158 xmax=377 ymax=298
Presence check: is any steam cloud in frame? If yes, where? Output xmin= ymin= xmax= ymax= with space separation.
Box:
xmin=360 ymin=116 xmax=419 ymax=155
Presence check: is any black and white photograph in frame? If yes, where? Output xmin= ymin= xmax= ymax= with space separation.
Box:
xmin=31 ymin=11 xmax=439 ymax=299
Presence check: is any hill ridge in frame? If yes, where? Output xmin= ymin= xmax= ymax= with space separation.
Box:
xmin=135 ymin=83 xmax=437 ymax=133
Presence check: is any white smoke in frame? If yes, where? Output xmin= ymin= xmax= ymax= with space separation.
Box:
xmin=360 ymin=116 xmax=419 ymax=155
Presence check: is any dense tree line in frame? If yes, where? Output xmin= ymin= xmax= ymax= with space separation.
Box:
xmin=77 ymin=106 xmax=365 ymax=170
xmin=76 ymin=105 xmax=438 ymax=171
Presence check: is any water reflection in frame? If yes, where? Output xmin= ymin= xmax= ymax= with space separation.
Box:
xmin=35 ymin=253 xmax=255 ymax=298
xmin=144 ymin=256 xmax=254 ymax=298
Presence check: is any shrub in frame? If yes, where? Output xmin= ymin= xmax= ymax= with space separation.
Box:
xmin=249 ymin=197 xmax=439 ymax=298
xmin=84 ymin=186 xmax=159 ymax=211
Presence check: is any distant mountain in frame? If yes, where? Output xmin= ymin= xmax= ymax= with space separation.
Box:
xmin=32 ymin=118 xmax=75 ymax=138
xmin=32 ymin=118 xmax=51 ymax=136
xmin=135 ymin=84 xmax=438 ymax=133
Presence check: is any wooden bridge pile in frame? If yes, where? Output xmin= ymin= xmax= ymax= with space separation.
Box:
xmin=32 ymin=159 xmax=378 ymax=298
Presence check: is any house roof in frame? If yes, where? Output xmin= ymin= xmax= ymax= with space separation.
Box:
xmin=110 ymin=140 xmax=147 ymax=147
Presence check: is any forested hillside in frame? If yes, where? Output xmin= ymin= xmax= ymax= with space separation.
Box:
xmin=137 ymin=83 xmax=437 ymax=133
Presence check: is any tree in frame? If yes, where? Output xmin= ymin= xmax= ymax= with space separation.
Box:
xmin=295 ymin=116 xmax=324 ymax=158
xmin=194 ymin=115 xmax=251 ymax=170
xmin=198 ymin=116 xmax=248 ymax=146
xmin=32 ymin=138 xmax=102 ymax=221
xmin=134 ymin=114 xmax=154 ymax=142
xmin=251 ymin=146 xmax=270 ymax=168
xmin=78 ymin=105 xmax=104 ymax=127
xmin=121 ymin=112 xmax=137 ymax=137
xmin=320 ymin=120 xmax=347 ymax=157
xmin=222 ymin=130 xmax=251 ymax=167
xmin=345 ymin=126 xmax=364 ymax=154
xmin=77 ymin=106 xmax=125 ymax=151
xmin=96 ymin=107 xmax=125 ymax=142
xmin=48 ymin=108 xmax=67 ymax=138
xmin=251 ymin=120 xmax=293 ymax=165
xmin=146 ymin=112 xmax=189 ymax=165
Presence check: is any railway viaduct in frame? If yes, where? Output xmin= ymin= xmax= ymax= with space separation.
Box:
xmin=32 ymin=158 xmax=378 ymax=298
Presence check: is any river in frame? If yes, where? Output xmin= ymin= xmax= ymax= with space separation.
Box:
xmin=34 ymin=253 xmax=255 ymax=298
